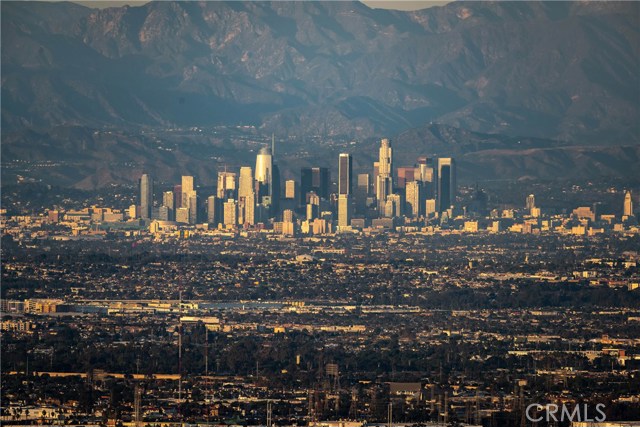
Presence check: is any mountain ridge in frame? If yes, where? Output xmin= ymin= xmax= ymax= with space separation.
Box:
xmin=2 ymin=0 xmax=639 ymax=142
xmin=2 ymin=1 xmax=639 ymax=188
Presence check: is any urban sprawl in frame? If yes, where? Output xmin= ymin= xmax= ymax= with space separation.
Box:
xmin=2 ymin=138 xmax=640 ymax=427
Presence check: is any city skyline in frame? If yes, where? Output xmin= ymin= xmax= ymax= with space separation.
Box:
xmin=2 ymin=1 xmax=639 ymax=425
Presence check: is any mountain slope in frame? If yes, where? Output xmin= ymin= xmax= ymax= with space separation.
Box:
xmin=2 ymin=1 xmax=639 ymax=143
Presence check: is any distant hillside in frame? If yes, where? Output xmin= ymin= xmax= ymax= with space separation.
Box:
xmin=2 ymin=124 xmax=638 ymax=189
xmin=2 ymin=1 xmax=639 ymax=143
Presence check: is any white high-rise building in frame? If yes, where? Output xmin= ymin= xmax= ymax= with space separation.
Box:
xmin=405 ymin=181 xmax=423 ymax=218
xmin=255 ymin=147 xmax=272 ymax=200
xmin=239 ymin=167 xmax=254 ymax=201
xmin=376 ymin=138 xmax=393 ymax=214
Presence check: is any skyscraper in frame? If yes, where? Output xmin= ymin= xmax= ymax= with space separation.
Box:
xmin=176 ymin=207 xmax=190 ymax=224
xmin=300 ymin=167 xmax=330 ymax=202
xmin=283 ymin=209 xmax=294 ymax=223
xmin=271 ymin=163 xmax=281 ymax=218
xmin=217 ymin=171 xmax=237 ymax=200
xmin=285 ymin=180 xmax=297 ymax=200
xmin=255 ymin=147 xmax=272 ymax=202
xmin=338 ymin=194 xmax=351 ymax=228
xmin=526 ymin=194 xmax=536 ymax=211
xmin=372 ymin=162 xmax=379 ymax=196
xmin=437 ymin=158 xmax=456 ymax=212
xmin=238 ymin=167 xmax=254 ymax=201
xmin=223 ymin=199 xmax=237 ymax=227
xmin=396 ymin=166 xmax=415 ymax=189
xmin=139 ymin=173 xmax=153 ymax=219
xmin=173 ymin=184 xmax=182 ymax=209
xmin=188 ymin=193 xmax=198 ymax=224
xmin=162 ymin=191 xmax=174 ymax=221
xmin=416 ymin=157 xmax=437 ymax=198
xmin=338 ymin=153 xmax=352 ymax=195
xmin=242 ymin=189 xmax=256 ymax=226
xmin=207 ymin=195 xmax=220 ymax=226
xmin=388 ymin=193 xmax=402 ymax=218
xmin=355 ymin=173 xmax=370 ymax=215
xmin=376 ymin=138 xmax=393 ymax=214
xmin=624 ymin=190 xmax=634 ymax=217
xmin=405 ymin=180 xmax=424 ymax=218
xmin=181 ymin=176 xmax=194 ymax=208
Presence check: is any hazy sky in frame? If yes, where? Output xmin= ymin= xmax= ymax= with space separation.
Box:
xmin=72 ymin=1 xmax=451 ymax=11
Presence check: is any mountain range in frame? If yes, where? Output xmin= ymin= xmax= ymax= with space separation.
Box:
xmin=1 ymin=1 xmax=639 ymax=187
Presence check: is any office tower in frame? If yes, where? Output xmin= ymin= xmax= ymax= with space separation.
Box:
xmin=372 ymin=162 xmax=379 ymax=196
xmin=128 ymin=204 xmax=138 ymax=219
xmin=181 ymin=176 xmax=194 ymax=207
xmin=207 ymin=196 xmax=220 ymax=225
xmin=405 ymin=180 xmax=424 ymax=218
xmin=425 ymin=199 xmax=437 ymax=216
xmin=338 ymin=153 xmax=352 ymax=195
xmin=139 ymin=174 xmax=153 ymax=219
xmin=416 ymin=157 xmax=437 ymax=198
xmin=285 ymin=180 xmax=297 ymax=200
xmin=176 ymin=207 xmax=190 ymax=224
xmin=300 ymin=167 xmax=330 ymax=203
xmin=306 ymin=192 xmax=320 ymax=221
xmin=396 ymin=166 xmax=416 ymax=189
xmin=237 ymin=196 xmax=245 ymax=225
xmin=243 ymin=189 xmax=256 ymax=226
xmin=383 ymin=199 xmax=395 ymax=218
xmin=624 ymin=191 xmax=634 ymax=216
xmin=526 ymin=194 xmax=536 ymax=211
xmin=255 ymin=147 xmax=272 ymax=201
xmin=223 ymin=199 xmax=238 ymax=227
xmin=162 ymin=191 xmax=174 ymax=210
xmin=306 ymin=204 xmax=319 ymax=221
xmin=217 ymin=171 xmax=237 ymax=199
xmin=173 ymin=185 xmax=182 ymax=209
xmin=182 ymin=175 xmax=194 ymax=194
xmin=437 ymin=158 xmax=456 ymax=212
xmin=271 ymin=163 xmax=281 ymax=218
xmin=161 ymin=191 xmax=174 ymax=221
xmin=355 ymin=173 xmax=370 ymax=215
xmin=388 ymin=194 xmax=402 ymax=217
xmin=158 ymin=206 xmax=170 ymax=221
xmin=283 ymin=209 xmax=294 ymax=223
xmin=187 ymin=193 xmax=198 ymax=224
xmin=239 ymin=167 xmax=254 ymax=201
xmin=308 ymin=192 xmax=320 ymax=206
xmin=376 ymin=138 xmax=393 ymax=213
xmin=338 ymin=194 xmax=351 ymax=227
xmin=378 ymin=138 xmax=392 ymax=180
